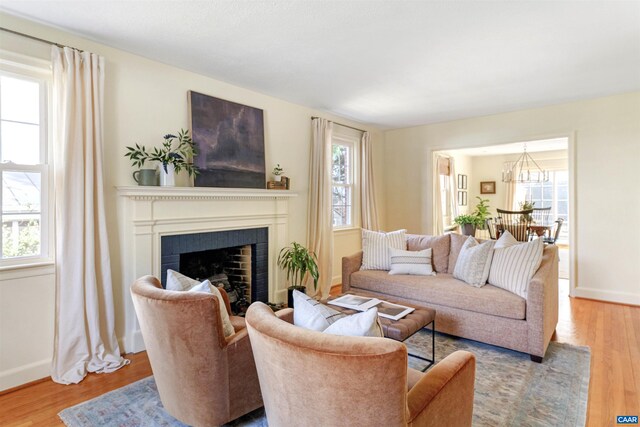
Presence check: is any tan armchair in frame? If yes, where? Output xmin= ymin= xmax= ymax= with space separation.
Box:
xmin=130 ymin=276 xmax=262 ymax=427
xmin=245 ymin=302 xmax=476 ymax=427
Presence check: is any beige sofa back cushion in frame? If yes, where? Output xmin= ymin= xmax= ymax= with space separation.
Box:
xmin=406 ymin=233 xmax=450 ymax=273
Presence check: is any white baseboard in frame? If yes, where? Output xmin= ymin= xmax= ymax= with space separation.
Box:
xmin=0 ymin=358 xmax=51 ymax=391
xmin=573 ymin=287 xmax=640 ymax=306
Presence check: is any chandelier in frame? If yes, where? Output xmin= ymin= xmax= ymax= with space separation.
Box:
xmin=502 ymin=144 xmax=549 ymax=183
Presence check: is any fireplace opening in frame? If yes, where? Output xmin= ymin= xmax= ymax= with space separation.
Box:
xmin=180 ymin=245 xmax=252 ymax=315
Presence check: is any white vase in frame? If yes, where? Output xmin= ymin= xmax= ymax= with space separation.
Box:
xmin=274 ymin=175 xmax=282 ymax=182
xmin=160 ymin=163 xmax=176 ymax=187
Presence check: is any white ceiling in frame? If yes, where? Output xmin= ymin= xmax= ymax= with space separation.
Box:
xmin=1 ymin=1 xmax=639 ymax=129
xmin=447 ymin=138 xmax=568 ymax=157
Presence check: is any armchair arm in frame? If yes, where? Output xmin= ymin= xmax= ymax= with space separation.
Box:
xmin=526 ymin=244 xmax=559 ymax=358
xmin=407 ymin=351 xmax=476 ymax=427
xmin=217 ymin=287 xmax=233 ymax=316
xmin=275 ymin=308 xmax=294 ymax=324
xmin=342 ymin=251 xmax=363 ymax=292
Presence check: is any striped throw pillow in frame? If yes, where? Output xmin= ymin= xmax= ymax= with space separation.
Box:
xmin=292 ymin=290 xmax=346 ymax=331
xmin=361 ymin=229 xmax=407 ymax=270
xmin=488 ymin=235 xmax=544 ymax=298
xmin=453 ymin=237 xmax=495 ymax=287
xmin=389 ymin=247 xmax=435 ymax=276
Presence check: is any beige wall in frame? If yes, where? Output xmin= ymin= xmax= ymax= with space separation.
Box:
xmin=384 ymin=92 xmax=640 ymax=305
xmin=0 ymin=13 xmax=385 ymax=390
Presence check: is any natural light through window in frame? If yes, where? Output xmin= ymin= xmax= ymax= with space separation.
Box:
xmin=517 ymin=170 xmax=569 ymax=243
xmin=332 ymin=141 xmax=353 ymax=228
xmin=0 ymin=73 xmax=49 ymax=262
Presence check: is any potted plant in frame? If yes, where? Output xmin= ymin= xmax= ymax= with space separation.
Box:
xmin=518 ymin=200 xmax=535 ymax=222
xmin=473 ymin=197 xmax=491 ymax=229
xmin=125 ymin=129 xmax=199 ymax=186
xmin=277 ymin=242 xmax=319 ymax=308
xmin=272 ymin=164 xmax=284 ymax=182
xmin=453 ymin=214 xmax=483 ymax=237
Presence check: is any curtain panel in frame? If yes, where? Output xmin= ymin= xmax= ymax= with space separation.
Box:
xmin=51 ymin=46 xmax=128 ymax=384
xmin=360 ymin=131 xmax=379 ymax=231
xmin=307 ymin=118 xmax=334 ymax=298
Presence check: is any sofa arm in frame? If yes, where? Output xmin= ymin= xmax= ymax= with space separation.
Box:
xmin=526 ymin=244 xmax=559 ymax=359
xmin=342 ymin=251 xmax=363 ymax=292
xmin=407 ymin=351 xmax=476 ymax=427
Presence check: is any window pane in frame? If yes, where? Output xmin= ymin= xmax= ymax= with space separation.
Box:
xmin=2 ymin=215 xmax=40 ymax=258
xmin=1 ymin=76 xmax=40 ymax=124
xmin=557 ymin=185 xmax=568 ymax=200
xmin=332 ymin=185 xmax=346 ymax=206
xmin=332 ymin=145 xmax=348 ymax=184
xmin=1 ymin=121 xmax=40 ymax=164
xmin=557 ymin=201 xmax=568 ymax=216
xmin=531 ymin=185 xmax=542 ymax=201
xmin=2 ymin=171 xmax=41 ymax=213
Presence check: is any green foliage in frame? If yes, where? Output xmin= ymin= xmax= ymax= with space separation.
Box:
xmin=125 ymin=129 xmax=199 ymax=176
xmin=453 ymin=214 xmax=483 ymax=227
xmin=277 ymin=242 xmax=319 ymax=290
xmin=272 ymin=164 xmax=283 ymax=176
xmin=2 ymin=220 xmax=40 ymax=258
xmin=473 ymin=197 xmax=491 ymax=222
xmin=518 ymin=200 xmax=535 ymax=222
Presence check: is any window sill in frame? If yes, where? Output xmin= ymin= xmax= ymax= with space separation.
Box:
xmin=333 ymin=227 xmax=361 ymax=235
xmin=0 ymin=260 xmax=55 ymax=281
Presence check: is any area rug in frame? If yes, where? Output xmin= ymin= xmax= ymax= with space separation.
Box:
xmin=59 ymin=331 xmax=590 ymax=427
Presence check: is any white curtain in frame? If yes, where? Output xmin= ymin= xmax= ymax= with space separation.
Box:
xmin=360 ymin=131 xmax=379 ymax=230
xmin=307 ymin=118 xmax=334 ymax=298
xmin=51 ymin=46 xmax=129 ymax=384
xmin=434 ymin=155 xmax=457 ymax=235
xmin=504 ymin=181 xmax=518 ymax=211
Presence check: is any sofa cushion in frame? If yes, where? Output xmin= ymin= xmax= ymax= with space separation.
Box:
xmin=406 ymin=234 xmax=450 ymax=273
xmin=361 ymin=228 xmax=407 ymax=270
xmin=447 ymin=233 xmax=469 ymax=273
xmin=453 ymin=237 xmax=495 ymax=287
xmin=389 ymin=247 xmax=435 ymax=276
xmin=349 ymin=270 xmax=526 ymax=320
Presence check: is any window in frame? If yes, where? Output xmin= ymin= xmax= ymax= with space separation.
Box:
xmin=440 ymin=174 xmax=452 ymax=224
xmin=0 ymin=67 xmax=50 ymax=264
xmin=332 ymin=138 xmax=355 ymax=228
xmin=516 ymin=170 xmax=569 ymax=243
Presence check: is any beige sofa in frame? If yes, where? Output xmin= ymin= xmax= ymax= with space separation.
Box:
xmin=342 ymin=233 xmax=559 ymax=362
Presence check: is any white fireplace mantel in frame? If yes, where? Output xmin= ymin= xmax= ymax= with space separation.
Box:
xmin=116 ymin=186 xmax=297 ymax=353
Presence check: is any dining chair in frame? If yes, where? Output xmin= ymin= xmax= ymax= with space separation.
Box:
xmin=531 ymin=207 xmax=552 ymax=225
xmin=496 ymin=208 xmax=534 ymax=242
xmin=543 ymin=218 xmax=565 ymax=244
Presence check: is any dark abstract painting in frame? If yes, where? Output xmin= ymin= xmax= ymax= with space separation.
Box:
xmin=189 ymin=91 xmax=266 ymax=188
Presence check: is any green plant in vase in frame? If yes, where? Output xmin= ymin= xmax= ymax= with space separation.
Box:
xmin=473 ymin=197 xmax=491 ymax=229
xmin=277 ymin=242 xmax=319 ymax=307
xmin=125 ymin=129 xmax=199 ymax=179
xmin=518 ymin=200 xmax=536 ymax=223
xmin=454 ymin=214 xmax=483 ymax=237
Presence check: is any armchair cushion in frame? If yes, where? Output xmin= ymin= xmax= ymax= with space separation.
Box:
xmin=166 ymin=269 xmax=235 ymax=337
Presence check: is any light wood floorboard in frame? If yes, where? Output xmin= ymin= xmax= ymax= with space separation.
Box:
xmin=0 ymin=280 xmax=638 ymax=426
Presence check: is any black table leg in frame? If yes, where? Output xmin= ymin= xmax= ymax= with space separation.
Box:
xmin=407 ymin=320 xmax=436 ymax=372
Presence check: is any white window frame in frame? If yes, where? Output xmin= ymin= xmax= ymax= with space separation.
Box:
xmin=0 ymin=51 xmax=53 ymax=268
xmin=516 ymin=170 xmax=569 ymax=244
xmin=331 ymin=131 xmax=360 ymax=230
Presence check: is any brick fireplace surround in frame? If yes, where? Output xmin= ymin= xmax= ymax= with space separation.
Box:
xmin=117 ymin=186 xmax=296 ymax=353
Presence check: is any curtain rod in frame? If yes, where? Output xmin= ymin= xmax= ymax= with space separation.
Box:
xmin=0 ymin=26 xmax=82 ymax=52
xmin=311 ymin=116 xmax=365 ymax=133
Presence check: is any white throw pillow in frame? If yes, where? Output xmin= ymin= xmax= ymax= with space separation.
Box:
xmin=166 ymin=269 xmax=235 ymax=337
xmin=494 ymin=230 xmax=519 ymax=249
xmin=488 ymin=237 xmax=544 ymax=298
xmin=361 ymin=229 xmax=407 ymax=270
xmin=292 ymin=290 xmax=346 ymax=331
xmin=388 ymin=247 xmax=435 ymax=276
xmin=453 ymin=236 xmax=495 ymax=287
xmin=323 ymin=308 xmax=384 ymax=337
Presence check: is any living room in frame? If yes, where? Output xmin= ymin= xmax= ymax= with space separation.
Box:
xmin=0 ymin=2 xmax=639 ymax=426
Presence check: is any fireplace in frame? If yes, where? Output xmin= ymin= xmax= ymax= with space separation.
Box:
xmin=117 ymin=186 xmax=295 ymax=353
xmin=160 ymin=227 xmax=268 ymax=314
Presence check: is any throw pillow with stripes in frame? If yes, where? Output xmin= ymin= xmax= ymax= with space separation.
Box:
xmin=453 ymin=237 xmax=495 ymax=287
xmin=293 ymin=290 xmax=346 ymax=331
xmin=488 ymin=235 xmax=544 ymax=298
xmin=389 ymin=247 xmax=435 ymax=276
xmin=361 ymin=229 xmax=407 ymax=270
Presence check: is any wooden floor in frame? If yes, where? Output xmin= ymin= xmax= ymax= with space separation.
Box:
xmin=1 ymin=280 xmax=638 ymax=427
